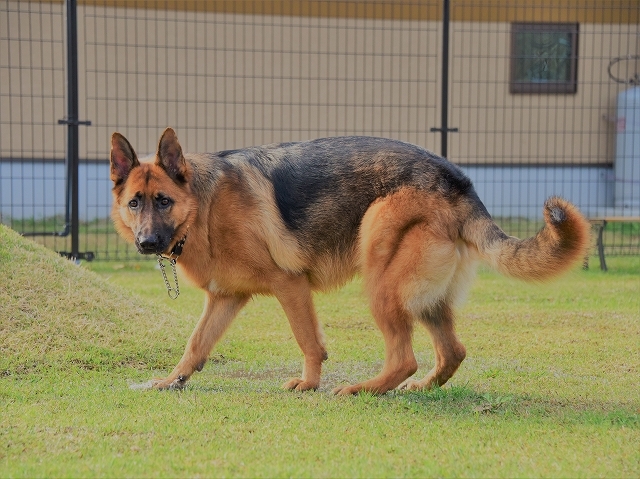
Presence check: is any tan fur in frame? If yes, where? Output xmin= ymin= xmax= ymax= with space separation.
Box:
xmin=111 ymin=163 xmax=197 ymax=248
xmin=465 ymin=196 xmax=591 ymax=282
xmin=110 ymin=129 xmax=591 ymax=394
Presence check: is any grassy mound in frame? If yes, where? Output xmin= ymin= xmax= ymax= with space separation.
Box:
xmin=0 ymin=224 xmax=186 ymax=374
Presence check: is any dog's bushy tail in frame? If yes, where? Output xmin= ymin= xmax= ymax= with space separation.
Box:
xmin=463 ymin=197 xmax=591 ymax=282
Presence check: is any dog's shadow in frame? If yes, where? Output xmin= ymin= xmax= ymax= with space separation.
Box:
xmin=128 ymin=375 xmax=636 ymax=426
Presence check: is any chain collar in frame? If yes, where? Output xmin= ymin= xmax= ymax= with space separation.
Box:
xmin=156 ymin=231 xmax=188 ymax=300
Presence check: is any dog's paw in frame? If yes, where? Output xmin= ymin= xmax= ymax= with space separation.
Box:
xmin=397 ymin=378 xmax=430 ymax=391
xmin=282 ymin=377 xmax=319 ymax=391
xmin=331 ymin=384 xmax=360 ymax=395
xmin=396 ymin=378 xmax=418 ymax=391
xmin=150 ymin=375 xmax=189 ymax=390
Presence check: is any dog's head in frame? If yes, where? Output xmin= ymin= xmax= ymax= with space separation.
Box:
xmin=110 ymin=128 xmax=196 ymax=256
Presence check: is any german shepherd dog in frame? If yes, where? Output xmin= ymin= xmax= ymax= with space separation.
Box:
xmin=110 ymin=128 xmax=590 ymax=394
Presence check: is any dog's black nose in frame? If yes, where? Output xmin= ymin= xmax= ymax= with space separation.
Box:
xmin=137 ymin=235 xmax=160 ymax=254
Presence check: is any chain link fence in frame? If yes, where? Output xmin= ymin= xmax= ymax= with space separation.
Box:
xmin=1 ymin=1 xmax=639 ymax=261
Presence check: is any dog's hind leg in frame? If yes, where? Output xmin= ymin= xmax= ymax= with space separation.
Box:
xmin=397 ymin=301 xmax=466 ymax=391
xmin=333 ymin=194 xmax=428 ymax=395
xmin=333 ymin=190 xmax=468 ymax=395
xmin=152 ymin=292 xmax=249 ymax=390
xmin=274 ymin=273 xmax=328 ymax=391
xmin=398 ymin=245 xmax=475 ymax=391
xmin=332 ymin=285 xmax=418 ymax=395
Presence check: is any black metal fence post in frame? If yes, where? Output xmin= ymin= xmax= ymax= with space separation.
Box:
xmin=430 ymin=0 xmax=458 ymax=158
xmin=58 ymin=0 xmax=91 ymax=261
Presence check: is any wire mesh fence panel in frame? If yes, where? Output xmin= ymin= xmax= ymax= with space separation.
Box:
xmin=598 ymin=221 xmax=640 ymax=256
xmin=0 ymin=0 xmax=69 ymax=250
xmin=1 ymin=1 xmax=638 ymax=260
xmin=448 ymin=0 xmax=640 ymax=254
xmin=78 ymin=0 xmax=442 ymax=260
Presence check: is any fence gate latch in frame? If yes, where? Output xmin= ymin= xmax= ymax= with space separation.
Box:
xmin=57 ymin=117 xmax=92 ymax=126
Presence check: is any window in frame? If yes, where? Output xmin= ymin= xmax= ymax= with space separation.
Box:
xmin=510 ymin=23 xmax=579 ymax=94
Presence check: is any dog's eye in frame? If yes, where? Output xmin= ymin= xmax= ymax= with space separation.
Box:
xmin=158 ymin=197 xmax=172 ymax=209
xmin=128 ymin=199 xmax=139 ymax=209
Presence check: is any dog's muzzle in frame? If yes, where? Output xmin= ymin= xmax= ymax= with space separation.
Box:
xmin=135 ymin=234 xmax=170 ymax=255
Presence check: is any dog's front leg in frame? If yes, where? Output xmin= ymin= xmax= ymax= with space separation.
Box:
xmin=273 ymin=274 xmax=328 ymax=391
xmin=152 ymin=291 xmax=249 ymax=390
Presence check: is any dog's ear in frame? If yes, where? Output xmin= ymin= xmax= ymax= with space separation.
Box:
xmin=156 ymin=127 xmax=188 ymax=183
xmin=110 ymin=132 xmax=140 ymax=186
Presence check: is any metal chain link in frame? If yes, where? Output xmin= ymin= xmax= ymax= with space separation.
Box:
xmin=157 ymin=254 xmax=180 ymax=299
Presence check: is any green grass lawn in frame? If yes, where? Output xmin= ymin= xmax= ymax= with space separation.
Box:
xmin=1 ymin=224 xmax=639 ymax=477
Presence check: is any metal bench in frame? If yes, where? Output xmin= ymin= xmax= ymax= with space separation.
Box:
xmin=588 ymin=217 xmax=640 ymax=271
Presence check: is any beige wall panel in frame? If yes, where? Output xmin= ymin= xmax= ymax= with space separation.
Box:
xmin=72 ymin=6 xmax=440 ymax=158
xmin=449 ymin=22 xmax=639 ymax=165
xmin=1 ymin=1 xmax=66 ymax=158
xmin=3 ymin=2 xmax=637 ymax=166
xmin=28 ymin=1 xmax=640 ymax=25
